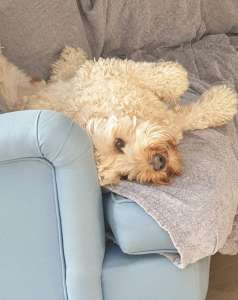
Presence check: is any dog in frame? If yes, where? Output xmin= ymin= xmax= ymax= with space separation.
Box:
xmin=0 ymin=47 xmax=237 ymax=186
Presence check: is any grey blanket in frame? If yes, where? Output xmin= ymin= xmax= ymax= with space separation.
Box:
xmin=1 ymin=0 xmax=238 ymax=268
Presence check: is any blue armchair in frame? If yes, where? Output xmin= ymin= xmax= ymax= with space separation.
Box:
xmin=0 ymin=110 xmax=210 ymax=300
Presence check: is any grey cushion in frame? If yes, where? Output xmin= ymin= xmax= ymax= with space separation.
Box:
xmin=2 ymin=0 xmax=238 ymax=80
xmin=0 ymin=0 xmax=91 ymax=78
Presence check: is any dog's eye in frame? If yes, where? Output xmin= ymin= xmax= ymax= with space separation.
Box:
xmin=114 ymin=138 xmax=125 ymax=153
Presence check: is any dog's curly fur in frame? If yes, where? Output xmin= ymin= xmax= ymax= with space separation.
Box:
xmin=0 ymin=47 xmax=237 ymax=185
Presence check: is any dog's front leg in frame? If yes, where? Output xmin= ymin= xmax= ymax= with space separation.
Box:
xmin=128 ymin=60 xmax=189 ymax=105
xmin=176 ymin=85 xmax=238 ymax=132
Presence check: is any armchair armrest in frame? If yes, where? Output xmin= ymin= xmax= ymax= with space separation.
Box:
xmin=0 ymin=110 xmax=105 ymax=300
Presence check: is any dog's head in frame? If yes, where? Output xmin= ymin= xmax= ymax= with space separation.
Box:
xmin=86 ymin=116 xmax=182 ymax=186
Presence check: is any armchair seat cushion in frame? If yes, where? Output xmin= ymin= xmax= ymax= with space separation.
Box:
xmin=103 ymin=192 xmax=176 ymax=255
xmin=102 ymin=244 xmax=210 ymax=300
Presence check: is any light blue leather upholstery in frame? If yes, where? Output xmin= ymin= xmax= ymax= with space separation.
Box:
xmin=0 ymin=110 xmax=210 ymax=300
xmin=0 ymin=110 xmax=105 ymax=300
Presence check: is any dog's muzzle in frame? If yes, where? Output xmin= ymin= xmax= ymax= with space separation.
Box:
xmin=152 ymin=154 xmax=166 ymax=171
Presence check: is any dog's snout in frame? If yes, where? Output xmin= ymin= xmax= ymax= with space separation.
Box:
xmin=152 ymin=154 xmax=166 ymax=171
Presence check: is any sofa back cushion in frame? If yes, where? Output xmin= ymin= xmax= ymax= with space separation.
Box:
xmin=1 ymin=0 xmax=238 ymax=78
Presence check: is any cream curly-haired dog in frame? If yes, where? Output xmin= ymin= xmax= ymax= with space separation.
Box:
xmin=0 ymin=47 xmax=237 ymax=185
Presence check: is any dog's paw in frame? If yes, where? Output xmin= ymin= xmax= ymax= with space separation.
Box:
xmin=180 ymin=85 xmax=238 ymax=132
xmin=202 ymin=85 xmax=238 ymax=123
xmin=155 ymin=61 xmax=189 ymax=101
xmin=50 ymin=47 xmax=88 ymax=82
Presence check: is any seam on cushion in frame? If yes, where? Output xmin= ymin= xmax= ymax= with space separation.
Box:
xmin=36 ymin=111 xmax=74 ymax=162
xmin=52 ymin=123 xmax=93 ymax=165
xmin=35 ymin=110 xmax=44 ymax=157
xmin=36 ymin=110 xmax=93 ymax=165
xmin=0 ymin=157 xmax=68 ymax=300
xmin=0 ymin=156 xmax=51 ymax=166
xmin=51 ymin=163 xmax=69 ymax=300
xmin=114 ymin=200 xmax=134 ymax=205
xmin=122 ymin=248 xmax=178 ymax=255
xmin=35 ymin=110 xmax=74 ymax=162
xmin=54 ymin=143 xmax=93 ymax=168
xmin=107 ymin=202 xmax=121 ymax=248
xmin=111 ymin=196 xmax=134 ymax=205
xmin=50 ymin=120 xmax=75 ymax=163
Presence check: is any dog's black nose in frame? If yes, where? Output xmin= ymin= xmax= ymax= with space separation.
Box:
xmin=152 ymin=154 xmax=166 ymax=171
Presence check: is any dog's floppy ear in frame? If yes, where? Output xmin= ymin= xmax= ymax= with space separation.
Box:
xmin=98 ymin=169 xmax=121 ymax=186
xmin=85 ymin=117 xmax=109 ymax=138
xmin=85 ymin=117 xmax=123 ymax=187
xmin=127 ymin=60 xmax=189 ymax=103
